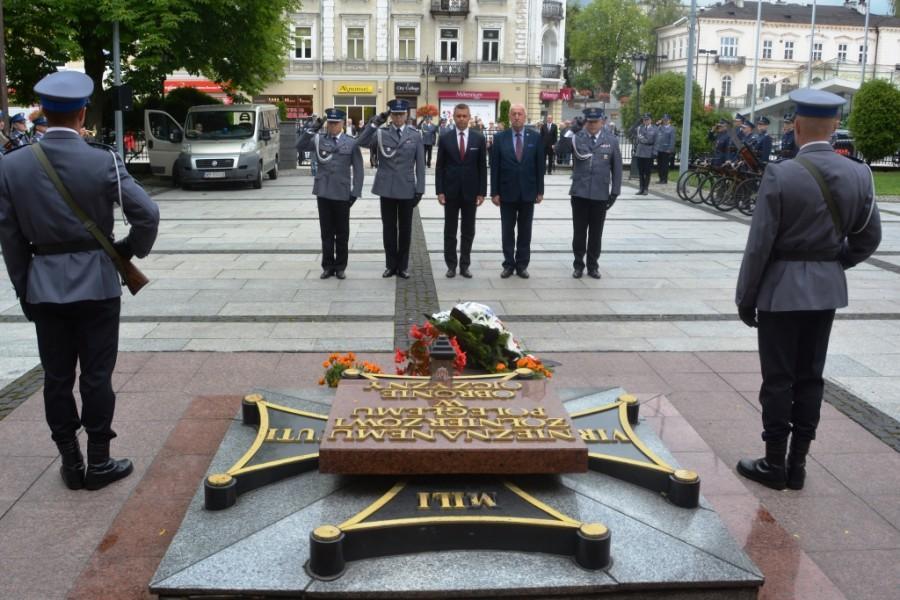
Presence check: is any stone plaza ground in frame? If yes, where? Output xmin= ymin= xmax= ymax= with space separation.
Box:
xmin=0 ymin=166 xmax=897 ymax=598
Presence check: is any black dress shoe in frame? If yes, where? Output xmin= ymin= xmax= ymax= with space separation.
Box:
xmin=335 ymin=270 xmax=346 ymax=280
xmin=56 ymin=439 xmax=85 ymax=491
xmin=572 ymin=269 xmax=583 ymax=279
xmin=587 ymin=269 xmax=601 ymax=279
xmin=382 ymin=269 xmax=396 ymax=278
xmin=459 ymin=268 xmax=472 ymax=278
xmin=320 ymin=270 xmax=333 ymax=279
xmin=397 ymin=270 xmax=411 ymax=279
xmin=517 ymin=269 xmax=530 ymax=279
xmin=736 ymin=457 xmax=787 ymax=490
xmin=446 ymin=268 xmax=456 ymax=278
xmin=500 ymin=268 xmax=514 ymax=278
xmin=84 ymin=458 xmax=134 ymax=491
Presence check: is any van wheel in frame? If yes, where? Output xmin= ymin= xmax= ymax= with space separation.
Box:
xmin=252 ymin=162 xmax=263 ymax=189
xmin=268 ymin=157 xmax=278 ymax=180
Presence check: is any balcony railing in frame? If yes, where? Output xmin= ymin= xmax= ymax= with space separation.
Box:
xmin=430 ymin=0 xmax=469 ymax=16
xmin=716 ymin=55 xmax=746 ymax=67
xmin=541 ymin=64 xmax=561 ymax=79
xmin=432 ymin=61 xmax=469 ymax=81
xmin=542 ymin=0 xmax=563 ymax=19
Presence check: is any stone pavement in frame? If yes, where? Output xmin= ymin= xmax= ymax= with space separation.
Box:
xmin=0 ymin=166 xmax=897 ymax=598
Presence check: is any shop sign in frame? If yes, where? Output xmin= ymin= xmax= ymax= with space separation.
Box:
xmin=337 ymin=84 xmax=375 ymax=94
xmin=540 ymin=91 xmax=561 ymax=101
xmin=253 ymin=94 xmax=314 ymax=119
xmin=164 ymin=79 xmax=225 ymax=94
xmin=437 ymin=90 xmax=500 ymax=101
xmin=559 ymin=87 xmax=574 ymax=101
xmin=394 ymin=82 xmax=421 ymax=96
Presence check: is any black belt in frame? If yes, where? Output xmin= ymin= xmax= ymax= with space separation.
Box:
xmin=32 ymin=239 xmax=104 ymax=256
xmin=772 ymin=249 xmax=839 ymax=262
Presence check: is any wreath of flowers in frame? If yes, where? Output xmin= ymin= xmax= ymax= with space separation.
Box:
xmin=395 ymin=322 xmax=467 ymax=376
xmin=319 ymin=352 xmax=382 ymax=387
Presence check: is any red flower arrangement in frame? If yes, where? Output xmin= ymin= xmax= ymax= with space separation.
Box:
xmin=395 ymin=322 xmax=466 ymax=376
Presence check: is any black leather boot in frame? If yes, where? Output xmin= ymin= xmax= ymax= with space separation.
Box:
xmin=787 ymin=438 xmax=811 ymax=490
xmin=84 ymin=441 xmax=133 ymax=491
xmin=737 ymin=440 xmax=788 ymax=490
xmin=55 ymin=439 xmax=85 ymax=490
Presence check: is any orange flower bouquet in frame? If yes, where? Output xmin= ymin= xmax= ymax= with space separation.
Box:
xmin=319 ymin=352 xmax=382 ymax=387
xmin=395 ymin=322 xmax=467 ymax=376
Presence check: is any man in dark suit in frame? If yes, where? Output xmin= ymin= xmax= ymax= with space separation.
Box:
xmin=540 ymin=115 xmax=558 ymax=175
xmin=435 ymin=103 xmax=487 ymax=278
xmin=490 ymin=104 xmax=545 ymax=279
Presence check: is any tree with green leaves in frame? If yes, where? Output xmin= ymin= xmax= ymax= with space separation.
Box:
xmin=565 ymin=0 xmax=649 ymax=95
xmin=708 ymin=88 xmax=716 ymax=108
xmin=848 ymin=79 xmax=900 ymax=163
xmin=4 ymin=0 xmax=301 ymax=127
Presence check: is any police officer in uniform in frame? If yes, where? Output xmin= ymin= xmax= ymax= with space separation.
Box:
xmin=754 ymin=116 xmax=773 ymax=166
xmin=0 ymin=71 xmax=160 ymax=491
xmin=31 ymin=116 xmax=49 ymax=142
xmin=357 ymin=99 xmax=425 ymax=279
xmin=633 ymin=113 xmax=656 ymax=195
xmin=735 ymin=89 xmax=881 ymax=491
xmin=740 ymin=118 xmax=757 ymax=157
xmin=419 ymin=115 xmax=438 ymax=168
xmin=9 ymin=113 xmax=31 ymax=147
xmin=296 ymin=108 xmax=364 ymax=280
xmin=654 ymin=114 xmax=676 ymax=184
xmin=568 ymin=108 xmax=622 ymax=279
xmin=710 ymin=119 xmax=730 ymax=166
xmin=780 ymin=114 xmax=797 ymax=159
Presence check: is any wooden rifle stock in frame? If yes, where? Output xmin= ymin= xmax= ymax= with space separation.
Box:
xmin=121 ymin=259 xmax=149 ymax=296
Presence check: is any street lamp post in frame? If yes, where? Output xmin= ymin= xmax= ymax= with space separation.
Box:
xmin=698 ymin=49 xmax=717 ymax=106
xmin=629 ymin=52 xmax=648 ymax=179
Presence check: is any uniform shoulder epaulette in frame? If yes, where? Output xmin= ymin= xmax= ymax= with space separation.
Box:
xmin=2 ymin=143 xmax=30 ymax=155
xmin=87 ymin=141 xmax=116 ymax=152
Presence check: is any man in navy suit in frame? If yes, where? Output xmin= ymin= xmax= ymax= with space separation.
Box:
xmin=435 ymin=103 xmax=487 ymax=278
xmin=490 ymin=104 xmax=544 ymax=278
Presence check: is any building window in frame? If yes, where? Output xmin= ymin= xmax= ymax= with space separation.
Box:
xmin=784 ymin=40 xmax=794 ymax=60
xmin=721 ymin=75 xmax=732 ymax=97
xmin=398 ymin=27 xmax=416 ymax=61
xmin=858 ymin=44 xmax=866 ymax=64
xmin=761 ymin=40 xmax=772 ymax=59
xmin=482 ymin=29 xmax=500 ymax=62
xmin=679 ymin=38 xmax=684 ymax=58
xmin=440 ymin=28 xmax=459 ymax=61
xmin=295 ymin=26 xmax=312 ymax=59
xmin=838 ymin=43 xmax=848 ymax=61
xmin=812 ymin=42 xmax=822 ymax=62
xmin=720 ymin=36 xmax=737 ymax=57
xmin=346 ymin=27 xmax=365 ymax=60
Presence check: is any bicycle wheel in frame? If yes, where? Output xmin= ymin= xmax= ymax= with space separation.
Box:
xmin=711 ymin=178 xmax=738 ymax=211
xmin=735 ymin=177 xmax=760 ymax=216
xmin=676 ymin=169 xmax=694 ymax=201
xmin=697 ymin=173 xmax=718 ymax=205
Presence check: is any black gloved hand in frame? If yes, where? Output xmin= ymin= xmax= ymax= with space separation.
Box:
xmin=571 ymin=117 xmax=584 ymax=133
xmin=412 ymin=193 xmax=422 ymax=207
xmin=313 ymin=117 xmax=324 ymax=131
xmin=349 ymin=195 xmax=357 ymax=207
xmin=374 ymin=111 xmax=390 ymax=126
xmin=113 ymin=238 xmax=134 ymax=260
xmin=20 ymin=299 xmax=34 ymax=322
xmin=738 ymin=306 xmax=758 ymax=328
xmin=606 ymin=194 xmax=617 ymax=209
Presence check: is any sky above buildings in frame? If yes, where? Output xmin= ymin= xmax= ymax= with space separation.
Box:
xmin=694 ymin=0 xmax=892 ymax=16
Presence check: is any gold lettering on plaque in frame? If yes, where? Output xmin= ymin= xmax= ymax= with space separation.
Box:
xmin=417 ymin=491 xmax=498 ymax=509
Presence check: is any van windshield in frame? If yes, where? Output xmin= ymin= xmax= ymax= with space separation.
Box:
xmin=184 ymin=110 xmax=256 ymax=140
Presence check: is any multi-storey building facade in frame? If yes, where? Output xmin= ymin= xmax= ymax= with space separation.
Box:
xmin=656 ymin=1 xmax=900 ymax=110
xmin=252 ymin=0 xmax=567 ymax=125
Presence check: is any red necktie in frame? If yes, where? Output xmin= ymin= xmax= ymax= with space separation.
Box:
xmin=515 ymin=132 xmax=523 ymax=161
xmin=459 ymin=131 xmax=466 ymax=160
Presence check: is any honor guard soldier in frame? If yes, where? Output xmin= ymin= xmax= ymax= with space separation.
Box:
xmin=754 ymin=116 xmax=773 ymax=166
xmin=0 ymin=71 xmax=160 ymax=491
xmin=633 ymin=113 xmax=656 ymax=195
xmin=357 ymin=99 xmax=426 ymax=279
xmin=654 ymin=114 xmax=676 ymax=184
xmin=740 ymin=118 xmax=757 ymax=155
xmin=568 ymin=108 xmax=622 ymax=279
xmin=296 ymin=108 xmax=364 ymax=280
xmin=735 ymin=89 xmax=881 ymax=492
xmin=711 ymin=119 xmax=730 ymax=166
xmin=418 ymin=115 xmax=438 ymax=168
xmin=31 ymin=116 xmax=49 ymax=142
xmin=9 ymin=113 xmax=31 ymax=147
xmin=780 ymin=114 xmax=797 ymax=159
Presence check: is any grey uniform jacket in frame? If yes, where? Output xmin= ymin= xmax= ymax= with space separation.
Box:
xmin=634 ymin=125 xmax=657 ymax=158
xmin=357 ymin=122 xmax=425 ymax=199
xmin=296 ymin=130 xmax=364 ymax=201
xmin=568 ymin=130 xmax=623 ymax=202
xmin=0 ymin=130 xmax=160 ymax=304
xmin=736 ymin=142 xmax=881 ymax=311
xmin=654 ymin=125 xmax=676 ymax=154
xmin=420 ymin=123 xmax=438 ymax=146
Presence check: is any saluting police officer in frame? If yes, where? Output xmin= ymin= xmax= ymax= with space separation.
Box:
xmin=0 ymin=71 xmax=160 ymax=491
xmin=654 ymin=114 xmax=676 ymax=184
xmin=754 ymin=116 xmax=773 ymax=166
xmin=568 ymin=108 xmax=622 ymax=279
xmin=31 ymin=116 xmax=49 ymax=143
xmin=735 ymin=89 xmax=881 ymax=491
xmin=9 ymin=113 xmax=31 ymax=147
xmin=357 ymin=99 xmax=426 ymax=279
xmin=296 ymin=108 xmax=364 ymax=280
xmin=633 ymin=113 xmax=656 ymax=195
xmin=780 ymin=114 xmax=797 ymax=159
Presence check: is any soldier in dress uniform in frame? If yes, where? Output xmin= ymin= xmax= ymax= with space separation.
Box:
xmin=780 ymin=114 xmax=797 ymax=159
xmin=654 ymin=114 xmax=676 ymax=184
xmin=740 ymin=118 xmax=757 ymax=156
xmin=710 ymin=119 xmax=730 ymax=166
xmin=633 ymin=113 xmax=656 ymax=195
xmin=30 ymin=116 xmax=49 ymax=142
xmin=568 ymin=108 xmax=622 ymax=279
xmin=0 ymin=71 xmax=160 ymax=491
xmin=418 ymin=115 xmax=438 ymax=168
xmin=735 ymin=89 xmax=881 ymax=491
xmin=754 ymin=116 xmax=773 ymax=166
xmin=296 ymin=108 xmax=364 ymax=280
xmin=357 ymin=99 xmax=425 ymax=279
xmin=9 ymin=113 xmax=31 ymax=147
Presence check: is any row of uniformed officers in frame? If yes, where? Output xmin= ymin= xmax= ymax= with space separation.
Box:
xmin=710 ymin=112 xmax=795 ymax=168
xmin=296 ymin=100 xmax=622 ymax=280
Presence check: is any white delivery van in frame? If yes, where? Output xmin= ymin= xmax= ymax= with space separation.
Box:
xmin=144 ymin=104 xmax=280 ymax=189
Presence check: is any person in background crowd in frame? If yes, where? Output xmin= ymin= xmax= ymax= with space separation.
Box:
xmin=540 ymin=115 xmax=558 ymax=175
xmin=710 ymin=119 xmax=730 ymax=166
xmin=418 ymin=115 xmax=438 ymax=168
xmin=31 ymin=116 xmax=49 ymax=142
xmin=754 ymin=116 xmax=773 ymax=167
xmin=9 ymin=113 xmax=31 ymax=147
xmin=780 ymin=114 xmax=797 ymax=159
xmin=633 ymin=113 xmax=656 ymax=195
xmin=654 ymin=114 xmax=676 ymax=184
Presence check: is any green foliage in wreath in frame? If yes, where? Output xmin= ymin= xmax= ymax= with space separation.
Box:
xmin=428 ymin=315 xmax=516 ymax=373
